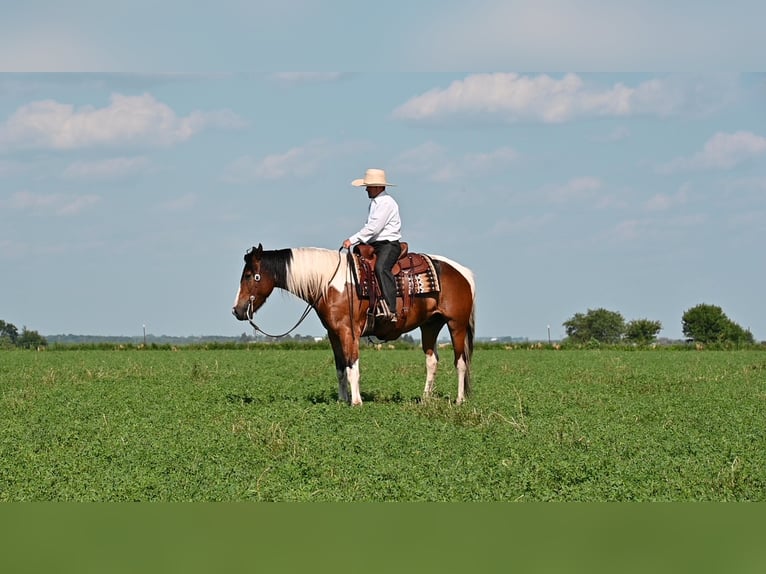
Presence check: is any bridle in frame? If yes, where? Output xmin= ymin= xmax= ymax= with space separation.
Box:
xmin=244 ymin=248 xmax=346 ymax=339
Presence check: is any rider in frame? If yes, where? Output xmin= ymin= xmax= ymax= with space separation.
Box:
xmin=342 ymin=168 xmax=402 ymax=322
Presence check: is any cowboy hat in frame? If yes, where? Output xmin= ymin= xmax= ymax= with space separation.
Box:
xmin=351 ymin=168 xmax=396 ymax=187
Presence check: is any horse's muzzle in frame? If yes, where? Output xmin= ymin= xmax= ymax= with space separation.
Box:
xmin=232 ymin=305 xmax=247 ymax=321
xmin=232 ymin=296 xmax=255 ymax=321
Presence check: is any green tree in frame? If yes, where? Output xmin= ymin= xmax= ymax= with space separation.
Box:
xmin=682 ymin=303 xmax=754 ymax=344
xmin=1 ymin=320 xmax=19 ymax=346
xmin=563 ymin=308 xmax=625 ymax=344
xmin=16 ymin=327 xmax=48 ymax=349
xmin=723 ymin=321 xmax=755 ymax=345
xmin=625 ymin=318 xmax=662 ymax=344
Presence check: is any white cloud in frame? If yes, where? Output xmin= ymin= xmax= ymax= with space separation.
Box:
xmin=489 ymin=213 xmax=555 ymax=237
xmin=0 ymin=93 xmax=246 ymax=151
xmin=464 ymin=147 xmax=520 ymax=172
xmin=392 ymin=141 xmax=519 ymax=182
xmin=611 ymin=219 xmax=644 ymax=242
xmin=392 ymin=73 xmax=692 ymax=124
xmin=0 ymin=190 xmax=100 ymax=215
xmin=57 ymin=194 xmax=101 ymax=215
xmin=62 ymin=156 xmax=150 ymax=180
xmin=659 ymin=131 xmax=766 ymax=173
xmin=646 ymin=183 xmax=690 ymax=211
xmin=609 ymin=213 xmax=707 ymax=242
xmin=222 ymin=141 xmax=329 ymax=183
xmin=542 ymin=177 xmax=604 ymax=204
xmin=222 ymin=139 xmax=369 ymax=184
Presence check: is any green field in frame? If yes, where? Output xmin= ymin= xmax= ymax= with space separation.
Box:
xmin=1 ymin=347 xmax=765 ymax=501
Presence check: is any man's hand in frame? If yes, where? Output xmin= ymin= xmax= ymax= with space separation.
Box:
xmin=342 ymin=239 xmax=352 ymax=249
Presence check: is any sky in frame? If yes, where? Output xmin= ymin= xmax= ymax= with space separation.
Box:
xmin=1 ymin=2 xmax=765 ymax=342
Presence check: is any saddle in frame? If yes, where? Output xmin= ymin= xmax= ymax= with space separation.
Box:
xmin=351 ymin=242 xmax=440 ymax=325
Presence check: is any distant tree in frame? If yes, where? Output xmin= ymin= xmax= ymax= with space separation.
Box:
xmin=723 ymin=321 xmax=755 ymax=345
xmin=682 ymin=303 xmax=754 ymax=344
xmin=1 ymin=320 xmax=19 ymax=345
xmin=563 ymin=308 xmax=625 ymax=344
xmin=624 ymin=319 xmax=662 ymax=344
xmin=16 ymin=327 xmax=48 ymax=349
xmin=1 ymin=320 xmax=48 ymax=349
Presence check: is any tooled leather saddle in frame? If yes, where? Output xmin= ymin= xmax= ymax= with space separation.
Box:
xmin=350 ymin=242 xmax=440 ymax=323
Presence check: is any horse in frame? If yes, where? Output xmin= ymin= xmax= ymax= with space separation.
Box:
xmin=232 ymin=243 xmax=476 ymax=406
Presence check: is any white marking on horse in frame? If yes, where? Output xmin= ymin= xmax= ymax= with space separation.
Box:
xmin=233 ymin=285 xmax=242 ymax=309
xmin=456 ymin=356 xmax=467 ymax=404
xmin=347 ymin=359 xmax=362 ymax=406
xmin=424 ymin=352 xmax=438 ymax=398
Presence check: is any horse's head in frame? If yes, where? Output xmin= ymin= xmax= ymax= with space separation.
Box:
xmin=232 ymin=243 xmax=278 ymax=321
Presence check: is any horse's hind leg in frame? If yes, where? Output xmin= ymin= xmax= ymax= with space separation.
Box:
xmin=420 ymin=320 xmax=444 ymax=400
xmin=447 ymin=319 xmax=471 ymax=405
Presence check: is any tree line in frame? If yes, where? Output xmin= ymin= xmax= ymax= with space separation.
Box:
xmin=2 ymin=303 xmax=757 ymax=350
xmin=563 ymin=303 xmax=756 ymax=345
xmin=0 ymin=320 xmax=48 ymax=349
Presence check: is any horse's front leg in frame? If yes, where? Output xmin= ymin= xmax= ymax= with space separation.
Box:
xmin=329 ymin=331 xmax=362 ymax=406
xmin=335 ymin=365 xmax=350 ymax=403
xmin=346 ymin=357 xmax=362 ymax=406
xmin=335 ymin=357 xmax=362 ymax=405
xmin=329 ymin=333 xmax=350 ymax=403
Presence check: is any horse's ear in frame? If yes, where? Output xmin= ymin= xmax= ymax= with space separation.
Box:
xmin=255 ymin=243 xmax=263 ymax=258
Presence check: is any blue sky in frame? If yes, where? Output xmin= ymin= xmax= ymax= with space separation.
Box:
xmin=1 ymin=3 xmax=765 ymax=341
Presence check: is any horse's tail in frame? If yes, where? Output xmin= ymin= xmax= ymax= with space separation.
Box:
xmin=464 ymin=291 xmax=475 ymax=396
xmin=429 ymin=254 xmax=476 ymax=397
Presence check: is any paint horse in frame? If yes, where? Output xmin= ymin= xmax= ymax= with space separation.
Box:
xmin=232 ymin=243 xmax=476 ymax=406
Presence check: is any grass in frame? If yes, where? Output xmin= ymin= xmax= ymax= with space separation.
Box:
xmin=1 ymin=347 xmax=765 ymax=501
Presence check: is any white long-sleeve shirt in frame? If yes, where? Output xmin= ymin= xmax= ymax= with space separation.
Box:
xmin=348 ymin=191 xmax=402 ymax=244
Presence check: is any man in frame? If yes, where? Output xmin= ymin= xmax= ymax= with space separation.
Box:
xmin=342 ymin=168 xmax=402 ymax=322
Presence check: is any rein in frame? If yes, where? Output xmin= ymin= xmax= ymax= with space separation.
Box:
xmin=247 ymin=298 xmax=314 ymax=338
xmin=345 ymin=248 xmax=358 ymax=341
xmin=246 ymin=248 xmax=345 ymax=339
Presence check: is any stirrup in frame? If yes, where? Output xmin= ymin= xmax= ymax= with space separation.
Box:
xmin=375 ymin=300 xmax=393 ymax=317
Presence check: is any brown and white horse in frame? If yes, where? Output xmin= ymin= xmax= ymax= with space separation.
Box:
xmin=232 ymin=244 xmax=476 ymax=406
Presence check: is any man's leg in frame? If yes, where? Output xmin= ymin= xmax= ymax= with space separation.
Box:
xmin=374 ymin=241 xmax=400 ymax=318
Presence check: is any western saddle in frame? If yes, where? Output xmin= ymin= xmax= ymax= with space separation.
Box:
xmin=351 ymin=242 xmax=440 ymax=326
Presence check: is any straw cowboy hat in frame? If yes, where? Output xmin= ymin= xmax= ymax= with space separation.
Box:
xmin=351 ymin=168 xmax=396 ymax=187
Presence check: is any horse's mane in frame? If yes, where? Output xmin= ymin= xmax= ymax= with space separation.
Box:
xmin=284 ymin=247 xmax=348 ymax=301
